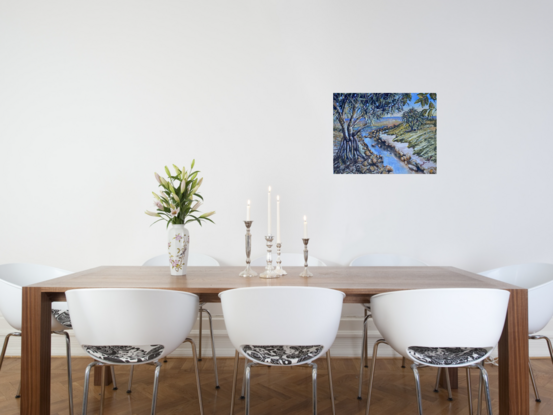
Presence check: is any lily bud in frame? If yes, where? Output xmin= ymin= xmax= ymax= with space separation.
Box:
xmin=145 ymin=210 xmax=161 ymax=217
xmin=152 ymin=192 xmax=161 ymax=201
xmin=192 ymin=201 xmax=202 ymax=211
xmin=191 ymin=159 xmax=195 ymax=170
xmin=172 ymin=193 xmax=180 ymax=203
xmin=164 ymin=166 xmax=171 ymax=176
xmin=180 ymin=180 xmax=186 ymax=192
xmin=173 ymin=164 xmax=181 ymax=175
xmin=155 ymin=172 xmax=161 ymax=184
xmin=196 ymin=177 xmax=203 ymax=190
xmin=199 ymin=211 xmax=215 ymax=218
xmin=160 ymin=177 xmax=168 ymax=186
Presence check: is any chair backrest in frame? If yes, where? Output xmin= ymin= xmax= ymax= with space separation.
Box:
xmin=370 ymin=288 xmax=510 ymax=364
xmin=0 ymin=263 xmax=71 ymax=331
xmin=480 ymin=263 xmax=553 ymax=334
xmin=143 ymin=252 xmax=220 ymax=266
xmin=220 ymin=286 xmax=344 ymax=361
xmin=251 ymin=253 xmax=326 ymax=267
xmin=349 ymin=254 xmax=427 ymax=266
xmin=66 ymin=288 xmax=199 ymax=362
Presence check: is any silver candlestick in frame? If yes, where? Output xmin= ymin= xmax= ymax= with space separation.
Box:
xmin=299 ymin=238 xmax=313 ymax=277
xmin=259 ymin=235 xmax=279 ymax=279
xmin=274 ymin=243 xmax=287 ymax=275
xmin=239 ymin=221 xmax=257 ymax=277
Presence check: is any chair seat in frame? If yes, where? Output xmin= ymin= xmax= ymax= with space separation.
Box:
xmin=52 ymin=309 xmax=72 ymax=329
xmin=243 ymin=345 xmax=323 ymax=365
xmin=83 ymin=344 xmax=164 ymax=364
xmin=407 ymin=346 xmax=488 ymax=366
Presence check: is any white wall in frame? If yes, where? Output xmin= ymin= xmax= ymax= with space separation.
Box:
xmin=1 ymin=0 xmax=553 ymax=357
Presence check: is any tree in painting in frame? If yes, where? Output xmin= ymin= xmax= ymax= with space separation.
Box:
xmin=333 ymin=93 xmax=437 ymax=175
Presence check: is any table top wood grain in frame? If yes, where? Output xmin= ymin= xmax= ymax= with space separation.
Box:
xmin=30 ymin=265 xmax=521 ymax=303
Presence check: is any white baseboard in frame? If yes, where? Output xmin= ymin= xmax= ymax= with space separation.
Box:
xmin=1 ymin=315 xmax=552 ymax=359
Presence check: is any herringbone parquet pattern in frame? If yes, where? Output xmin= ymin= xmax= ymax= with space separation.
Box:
xmin=1 ymin=357 xmax=552 ymax=415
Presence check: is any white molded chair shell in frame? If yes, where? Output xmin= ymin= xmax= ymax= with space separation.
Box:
xmin=219 ymin=286 xmax=344 ymax=365
xmin=0 ymin=263 xmax=71 ymax=331
xmin=143 ymin=253 xmax=220 ymax=266
xmin=480 ymin=263 xmax=553 ymax=335
xmin=349 ymin=254 xmax=427 ymax=267
xmin=370 ymin=288 xmax=510 ymax=367
xmin=251 ymin=253 xmax=326 ymax=267
xmin=66 ymin=289 xmax=199 ymax=364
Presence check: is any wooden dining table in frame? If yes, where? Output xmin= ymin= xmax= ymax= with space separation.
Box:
xmin=21 ymin=265 xmax=528 ymax=414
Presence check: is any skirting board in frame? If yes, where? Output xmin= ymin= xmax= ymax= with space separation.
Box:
xmin=1 ymin=315 xmax=552 ymax=358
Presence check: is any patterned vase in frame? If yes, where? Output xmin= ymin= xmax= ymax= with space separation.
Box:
xmin=167 ymin=224 xmax=190 ymax=276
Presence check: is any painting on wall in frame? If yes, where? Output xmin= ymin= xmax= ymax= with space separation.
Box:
xmin=333 ymin=93 xmax=437 ymax=174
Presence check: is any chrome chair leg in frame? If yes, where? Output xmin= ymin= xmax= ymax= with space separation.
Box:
xmin=82 ymin=361 xmax=99 ymax=415
xmin=151 ymin=361 xmax=162 ymax=415
xmin=309 ymin=362 xmax=318 ymax=415
xmin=54 ymin=331 xmax=74 ymax=415
xmin=444 ymin=367 xmax=453 ymax=401
xmin=185 ymin=338 xmax=204 ymax=415
xmin=198 ymin=305 xmax=204 ymax=361
xmin=477 ymin=363 xmax=492 ymax=415
xmin=16 ymin=381 xmax=21 ymax=399
xmin=127 ymin=365 xmax=134 ymax=393
xmin=466 ymin=367 xmax=473 ymax=415
xmin=241 ymin=357 xmax=247 ymax=399
xmin=0 ymin=332 xmax=21 ymax=398
xmin=358 ymin=314 xmax=371 ymax=399
xmin=411 ymin=363 xmax=424 ymax=415
xmin=365 ymin=339 xmax=386 ymax=415
xmin=529 ymin=360 xmax=541 ymax=402
xmin=230 ymin=351 xmax=240 ymax=415
xmin=111 ymin=366 xmax=118 ymax=390
xmin=245 ymin=361 xmax=254 ymax=415
xmin=203 ymin=307 xmax=220 ymax=388
xmin=477 ymin=370 xmax=483 ymax=415
xmin=434 ymin=367 xmax=441 ymax=392
xmin=100 ymin=365 xmax=106 ymax=415
xmin=326 ymin=351 xmax=335 ymax=415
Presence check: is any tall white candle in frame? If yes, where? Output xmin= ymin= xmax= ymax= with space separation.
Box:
xmin=268 ymin=186 xmax=271 ymax=235
xmin=247 ymin=200 xmax=251 ymax=221
xmin=303 ymin=215 xmax=308 ymax=238
xmin=277 ymin=195 xmax=281 ymax=243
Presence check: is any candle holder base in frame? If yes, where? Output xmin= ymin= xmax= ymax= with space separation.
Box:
xmin=299 ymin=268 xmax=313 ymax=278
xmin=274 ymin=267 xmax=287 ymax=276
xmin=240 ymin=264 xmax=258 ymax=278
xmin=259 ymin=269 xmax=280 ymax=279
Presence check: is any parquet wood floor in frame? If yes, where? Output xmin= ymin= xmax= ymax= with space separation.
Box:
xmin=1 ymin=357 xmax=551 ymax=415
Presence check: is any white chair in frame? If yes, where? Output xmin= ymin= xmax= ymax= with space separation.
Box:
xmin=251 ymin=253 xmax=327 ymax=267
xmin=350 ymin=254 xmax=427 ymax=399
xmin=0 ymin=263 xmax=75 ymax=415
xmin=142 ymin=252 xmax=220 ymax=389
xmin=66 ymin=288 xmax=203 ymax=415
xmin=480 ymin=263 xmax=553 ymax=402
xmin=220 ymin=286 xmax=344 ymax=415
xmin=366 ymin=288 xmax=510 ymax=415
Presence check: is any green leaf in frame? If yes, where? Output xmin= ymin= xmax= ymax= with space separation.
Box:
xmin=429 ymin=101 xmax=435 ymax=109
xmin=430 ymin=93 xmax=437 ymax=101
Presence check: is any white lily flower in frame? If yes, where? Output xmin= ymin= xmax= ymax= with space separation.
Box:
xmin=170 ymin=207 xmax=180 ymax=217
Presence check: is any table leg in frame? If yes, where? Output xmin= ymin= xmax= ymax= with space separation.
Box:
xmin=499 ymin=288 xmax=529 ymax=415
xmin=94 ymin=366 xmax=113 ymax=386
xmin=21 ymin=288 xmax=52 ymax=415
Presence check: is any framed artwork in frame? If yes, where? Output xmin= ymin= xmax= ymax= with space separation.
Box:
xmin=333 ymin=93 xmax=437 ymax=174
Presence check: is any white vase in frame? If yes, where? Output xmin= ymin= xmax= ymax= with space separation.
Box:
xmin=167 ymin=224 xmax=190 ymax=276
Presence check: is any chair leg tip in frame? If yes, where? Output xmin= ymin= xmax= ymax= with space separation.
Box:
xmin=240 ymin=396 xmax=245 ymax=400
xmin=433 ymin=389 xmax=439 ymax=393
xmin=364 ymin=365 xmax=368 ymax=368
xmin=15 ymin=395 xmax=21 ymax=399
xmin=198 ymin=359 xmax=202 ymax=362
xmin=357 ymin=396 xmax=362 ymax=400
xmin=215 ymin=385 xmax=220 ymax=389
xmin=126 ymin=390 xmax=132 ymax=394
xmin=401 ymin=365 xmax=406 ymax=368
xmin=113 ymin=387 xmax=118 ymax=390
xmin=536 ymin=399 xmax=542 ymax=403
xmin=448 ymin=398 xmax=453 ymax=401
